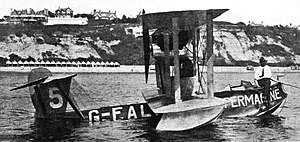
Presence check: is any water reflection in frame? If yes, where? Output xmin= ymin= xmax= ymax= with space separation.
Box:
xmin=141 ymin=123 xmax=226 ymax=142
xmin=217 ymin=115 xmax=292 ymax=141
xmin=4 ymin=113 xmax=294 ymax=141
xmin=24 ymin=118 xmax=82 ymax=141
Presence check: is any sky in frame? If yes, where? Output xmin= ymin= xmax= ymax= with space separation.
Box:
xmin=1 ymin=0 xmax=300 ymax=26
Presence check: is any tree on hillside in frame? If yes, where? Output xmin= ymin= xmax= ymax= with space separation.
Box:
xmin=74 ymin=13 xmax=95 ymax=20
xmin=0 ymin=57 xmax=7 ymax=66
xmin=9 ymin=53 xmax=22 ymax=61
xmin=48 ymin=11 xmax=55 ymax=17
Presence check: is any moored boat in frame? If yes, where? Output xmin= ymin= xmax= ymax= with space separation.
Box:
xmin=214 ymin=80 xmax=288 ymax=117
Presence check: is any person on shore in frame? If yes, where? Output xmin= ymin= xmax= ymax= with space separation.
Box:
xmin=254 ymin=57 xmax=276 ymax=107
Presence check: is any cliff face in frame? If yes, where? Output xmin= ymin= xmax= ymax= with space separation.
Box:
xmin=213 ymin=29 xmax=300 ymax=64
xmin=0 ymin=34 xmax=117 ymax=60
xmin=0 ymin=23 xmax=299 ymax=66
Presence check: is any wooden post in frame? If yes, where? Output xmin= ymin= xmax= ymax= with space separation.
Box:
xmin=163 ymin=33 xmax=172 ymax=103
xmin=172 ymin=18 xmax=182 ymax=103
xmin=206 ymin=10 xmax=214 ymax=98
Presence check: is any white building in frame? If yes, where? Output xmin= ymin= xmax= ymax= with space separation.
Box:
xmin=45 ymin=17 xmax=88 ymax=25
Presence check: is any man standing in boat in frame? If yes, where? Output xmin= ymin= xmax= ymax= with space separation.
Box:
xmin=254 ymin=57 xmax=276 ymax=107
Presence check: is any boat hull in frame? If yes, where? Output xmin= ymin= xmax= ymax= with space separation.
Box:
xmin=214 ymin=82 xmax=288 ymax=117
xmin=152 ymin=98 xmax=227 ymax=131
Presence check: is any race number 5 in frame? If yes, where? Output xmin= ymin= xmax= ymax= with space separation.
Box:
xmin=48 ymin=87 xmax=64 ymax=109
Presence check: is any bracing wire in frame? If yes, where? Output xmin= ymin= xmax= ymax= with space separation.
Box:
xmin=198 ymin=26 xmax=207 ymax=85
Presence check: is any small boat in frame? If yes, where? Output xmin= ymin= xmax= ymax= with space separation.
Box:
xmin=214 ymin=80 xmax=288 ymax=117
xmin=141 ymin=9 xmax=229 ymax=131
xmin=246 ymin=65 xmax=254 ymax=71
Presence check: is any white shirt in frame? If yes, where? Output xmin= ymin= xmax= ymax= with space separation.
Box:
xmin=254 ymin=65 xmax=272 ymax=80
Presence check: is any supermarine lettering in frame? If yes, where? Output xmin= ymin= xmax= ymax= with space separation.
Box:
xmin=244 ymin=94 xmax=254 ymax=106
xmin=229 ymin=87 xmax=281 ymax=108
xmin=270 ymin=87 xmax=281 ymax=101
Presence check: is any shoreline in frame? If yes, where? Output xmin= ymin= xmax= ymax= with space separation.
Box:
xmin=1 ymin=66 xmax=299 ymax=73
xmin=0 ymin=65 xmax=150 ymax=73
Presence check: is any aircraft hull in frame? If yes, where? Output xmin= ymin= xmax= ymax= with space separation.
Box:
xmin=33 ymin=103 xmax=154 ymax=122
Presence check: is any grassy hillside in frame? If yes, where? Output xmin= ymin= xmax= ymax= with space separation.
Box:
xmin=0 ymin=21 xmax=147 ymax=65
xmin=1 ymin=21 xmax=300 ymax=66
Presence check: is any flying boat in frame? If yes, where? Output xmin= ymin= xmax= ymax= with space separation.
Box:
xmin=10 ymin=8 xmax=291 ymax=132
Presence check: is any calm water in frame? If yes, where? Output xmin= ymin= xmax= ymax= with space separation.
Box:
xmin=0 ymin=71 xmax=300 ymax=141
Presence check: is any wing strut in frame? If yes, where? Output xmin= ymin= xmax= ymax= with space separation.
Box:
xmin=142 ymin=9 xmax=151 ymax=83
xmin=55 ymin=83 xmax=85 ymax=120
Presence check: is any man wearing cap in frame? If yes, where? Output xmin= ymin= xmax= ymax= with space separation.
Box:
xmin=254 ymin=57 xmax=276 ymax=107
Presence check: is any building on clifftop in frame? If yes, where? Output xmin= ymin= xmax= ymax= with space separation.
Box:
xmin=55 ymin=7 xmax=73 ymax=18
xmin=45 ymin=7 xmax=87 ymax=25
xmin=92 ymin=10 xmax=117 ymax=20
xmin=8 ymin=8 xmax=49 ymax=24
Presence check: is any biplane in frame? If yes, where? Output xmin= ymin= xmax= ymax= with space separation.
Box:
xmin=11 ymin=9 xmax=230 ymax=132
xmin=10 ymin=8 xmax=290 ymax=132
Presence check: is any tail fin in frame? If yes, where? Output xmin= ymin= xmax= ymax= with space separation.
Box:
xmin=12 ymin=68 xmax=83 ymax=119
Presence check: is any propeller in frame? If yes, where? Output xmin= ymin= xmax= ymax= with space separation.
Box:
xmin=10 ymin=74 xmax=77 ymax=91
xmin=142 ymin=9 xmax=151 ymax=83
xmin=10 ymin=76 xmax=48 ymax=91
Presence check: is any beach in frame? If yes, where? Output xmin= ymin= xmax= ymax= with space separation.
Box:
xmin=0 ymin=65 xmax=298 ymax=73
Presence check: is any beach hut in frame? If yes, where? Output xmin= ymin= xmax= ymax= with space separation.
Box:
xmin=6 ymin=61 xmax=12 ymax=67
xmin=40 ymin=61 xmax=46 ymax=67
xmin=35 ymin=61 xmax=41 ymax=67
xmin=95 ymin=61 xmax=101 ymax=67
xmin=23 ymin=61 xmax=29 ymax=67
xmin=55 ymin=61 xmax=61 ymax=67
xmin=29 ymin=61 xmax=35 ymax=66
xmin=109 ymin=61 xmax=115 ymax=67
xmin=60 ymin=61 xmax=66 ymax=67
xmin=100 ymin=61 xmax=105 ymax=67
xmin=91 ymin=61 xmax=96 ymax=67
xmin=66 ymin=61 xmax=72 ymax=67
xmin=12 ymin=61 xmax=18 ymax=67
xmin=105 ymin=61 xmax=110 ymax=67
xmin=86 ymin=61 xmax=92 ymax=67
xmin=71 ymin=61 xmax=76 ymax=67
xmin=81 ymin=61 xmax=87 ymax=67
xmin=50 ymin=61 xmax=56 ymax=67
xmin=114 ymin=62 xmax=120 ymax=67
xmin=18 ymin=61 xmax=23 ymax=66
xmin=76 ymin=61 xmax=81 ymax=67
xmin=45 ymin=61 xmax=51 ymax=67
